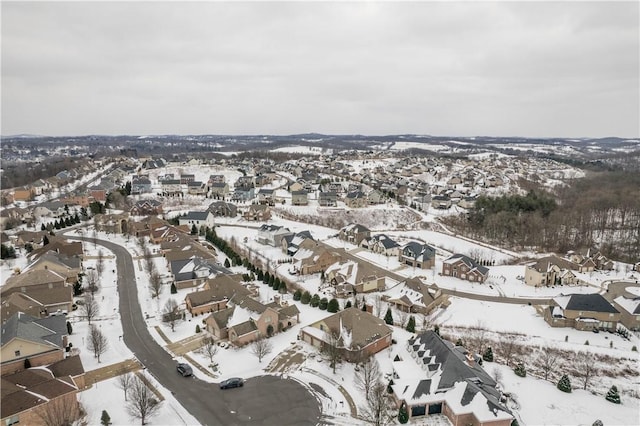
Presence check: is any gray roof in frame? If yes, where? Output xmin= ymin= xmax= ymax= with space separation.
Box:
xmin=447 ymin=253 xmax=489 ymax=276
xmin=0 ymin=312 xmax=67 ymax=349
xmin=402 ymin=241 xmax=436 ymax=261
xmin=565 ymin=294 xmax=619 ymax=314
xmin=182 ymin=211 xmax=211 ymax=221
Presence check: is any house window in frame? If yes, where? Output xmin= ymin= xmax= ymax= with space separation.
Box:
xmin=6 ymin=415 xmax=19 ymax=425
xmin=320 ymin=325 xmax=324 ymax=331
xmin=14 ymin=350 xmax=20 ymax=357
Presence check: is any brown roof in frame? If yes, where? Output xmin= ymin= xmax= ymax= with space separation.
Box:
xmin=229 ymin=320 xmax=258 ymax=337
xmin=186 ymin=276 xmax=250 ymax=307
xmin=29 ymin=238 xmax=83 ymax=259
xmin=48 ymin=355 xmax=85 ymax=378
xmin=319 ymin=307 xmax=392 ymax=350
xmin=2 ymin=269 xmax=67 ymax=294
xmin=164 ymin=246 xmax=215 ymax=263
xmin=205 ymin=307 xmax=235 ymax=328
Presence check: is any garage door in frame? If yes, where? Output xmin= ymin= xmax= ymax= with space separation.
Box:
xmin=428 ymin=403 xmax=442 ymax=414
xmin=411 ymin=405 xmax=426 ymax=417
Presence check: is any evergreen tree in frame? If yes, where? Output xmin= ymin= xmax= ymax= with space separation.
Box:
xmin=24 ymin=358 xmax=31 ymax=369
xmin=191 ymin=224 xmax=198 ymax=235
xmin=101 ymin=410 xmax=111 ymax=426
xmin=195 ymin=325 xmax=201 ymax=333
xmin=269 ymin=275 xmax=275 ymax=287
xmin=257 ymin=269 xmax=264 ymax=281
xmin=301 ymin=291 xmax=311 ymax=304
xmin=65 ymin=217 xmax=72 ymax=227
xmin=293 ymin=289 xmax=302 ymax=301
xmin=406 ymin=316 xmax=415 ymax=333
xmin=224 ymin=258 xmax=231 ymax=268
xmin=483 ymin=347 xmax=494 ymax=362
xmin=278 ymin=281 xmax=286 ymax=293
xmin=514 ymin=363 xmax=526 ymax=377
xmin=319 ymin=297 xmax=328 ymax=310
xmin=398 ymin=402 xmax=409 ymax=424
xmin=54 ymin=220 xmax=61 ymax=230
xmin=345 ymin=300 xmax=352 ymax=309
xmin=362 ymin=303 xmax=367 ymax=312
xmin=67 ymin=321 xmax=73 ymax=335
xmin=557 ymin=375 xmax=572 ymax=393
xmin=171 ymin=282 xmax=177 ymax=294
xmin=327 ymin=298 xmax=339 ymax=313
xmin=41 ymin=223 xmax=46 ymax=231
xmin=455 ymin=338 xmax=464 ymax=346
xmin=434 ymin=324 xmax=440 ymax=335
xmin=384 ymin=308 xmax=393 ymax=325
xmin=272 ymin=279 xmax=280 ymax=291
xmin=605 ymin=385 xmax=621 ymax=404
xmin=264 ymin=272 xmax=271 ymax=284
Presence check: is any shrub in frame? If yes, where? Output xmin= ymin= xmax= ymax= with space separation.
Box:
xmin=224 ymin=258 xmax=231 ymax=268
xmin=632 ymin=345 xmax=637 ymax=352
xmin=171 ymin=283 xmax=177 ymax=294
xmin=195 ymin=325 xmax=201 ymax=333
xmin=605 ymin=385 xmax=621 ymax=404
xmin=557 ymin=374 xmax=572 ymax=393
xmin=584 ymin=340 xmax=589 ymax=345
xmin=434 ymin=324 xmax=440 ymax=335
xmin=66 ymin=321 xmax=73 ymax=335
xmin=327 ymin=298 xmax=339 ymax=313
xmin=101 ymin=410 xmax=111 ymax=426
xmin=301 ymin=291 xmax=311 ymax=304
xmin=293 ymin=289 xmax=302 ymax=301
xmin=310 ymin=294 xmax=320 ymax=308
xmin=319 ymin=297 xmax=328 ymax=310
xmin=345 ymin=300 xmax=352 ymax=308
xmin=483 ymin=347 xmax=494 ymax=362
xmin=514 ymin=363 xmax=526 ymax=377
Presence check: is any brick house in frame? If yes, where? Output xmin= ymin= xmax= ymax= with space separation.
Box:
xmin=442 ymin=254 xmax=489 ymax=283
xmin=339 ymin=223 xmax=371 ymax=246
xmin=544 ymin=293 xmax=620 ymax=331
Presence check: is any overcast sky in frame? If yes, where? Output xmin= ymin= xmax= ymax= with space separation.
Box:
xmin=2 ymin=1 xmax=638 ymax=138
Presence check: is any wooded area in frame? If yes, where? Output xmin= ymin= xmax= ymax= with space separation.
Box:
xmin=443 ymin=171 xmax=640 ymax=262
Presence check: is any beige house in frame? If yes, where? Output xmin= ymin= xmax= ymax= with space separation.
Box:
xmin=226 ymin=297 xmax=300 ymax=346
xmin=184 ymin=275 xmax=252 ymax=316
xmin=1 ymin=313 xmax=68 ymax=376
xmin=612 ymin=295 xmax=640 ymax=331
xmin=291 ymin=247 xmax=342 ymax=276
xmin=326 ymin=260 xmax=386 ymax=294
xmin=300 ymin=308 xmax=392 ymax=362
xmin=524 ymin=255 xmax=579 ymax=287
xmin=544 ymin=294 xmax=620 ymax=331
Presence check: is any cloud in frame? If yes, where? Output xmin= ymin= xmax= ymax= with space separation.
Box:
xmin=1 ymin=1 xmax=638 ymax=137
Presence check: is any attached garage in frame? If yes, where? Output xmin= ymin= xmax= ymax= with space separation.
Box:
xmin=411 ymin=405 xmax=426 ymax=417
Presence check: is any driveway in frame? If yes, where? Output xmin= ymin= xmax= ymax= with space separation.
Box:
xmin=69 ymin=233 xmax=321 ymax=425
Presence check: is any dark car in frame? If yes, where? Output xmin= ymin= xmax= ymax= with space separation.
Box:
xmin=176 ymin=363 xmax=193 ymax=377
xmin=219 ymin=377 xmax=244 ymax=389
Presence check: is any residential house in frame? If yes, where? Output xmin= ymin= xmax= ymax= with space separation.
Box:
xmin=544 ymin=293 xmax=620 ymax=331
xmin=243 ymin=204 xmax=271 ymax=221
xmin=256 ymin=224 xmax=292 ymax=247
xmin=431 ymin=195 xmax=451 ymax=209
xmin=184 ymin=275 xmax=251 ymax=316
xmin=612 ymin=295 xmax=640 ymax=331
xmin=178 ymin=211 xmax=215 ymax=230
xmin=291 ymin=247 xmax=342 ymax=276
xmin=567 ymin=248 xmax=614 ymax=271
xmin=207 ymin=175 xmax=226 ymax=186
xmin=390 ymin=331 xmax=513 ymax=425
xmin=169 ymin=257 xmax=224 ymax=289
xmin=131 ymin=175 xmax=152 ymax=194
xmin=318 ymin=191 xmax=337 ymax=207
xmin=386 ymin=278 xmax=442 ymax=314
xmin=1 ymin=269 xmax=68 ymax=298
xmin=93 ymin=213 xmax=130 ymax=234
xmin=326 ymin=260 xmax=386 ymax=294
xmin=180 ymin=174 xmax=195 ymax=184
xmin=0 ymin=313 xmax=68 ymax=375
xmin=210 ymin=182 xmax=230 ymax=198
xmin=291 ymin=190 xmax=308 ymax=206
xmin=344 ymin=191 xmax=368 ymax=208
xmin=24 ymin=251 xmax=82 ymax=285
xmin=187 ymin=181 xmax=207 ymax=196
xmin=130 ymin=199 xmax=163 ymax=216
xmin=361 ymin=234 xmax=401 ymax=257
xmin=257 ymin=188 xmax=275 ymax=205
xmin=28 ymin=237 xmax=83 ymax=261
xmin=161 ymin=179 xmax=183 ymax=196
xmin=300 ymin=308 xmax=392 ymax=362
xmin=88 ymin=188 xmax=107 ymax=202
xmin=399 ymin=242 xmax=437 ymax=270
xmin=226 ymin=298 xmax=300 ymax=346
xmin=281 ymin=231 xmax=316 ymax=256
xmin=442 ymin=254 xmax=489 ymax=283
xmin=367 ymin=189 xmax=384 ymax=205
xmin=524 ymin=255 xmax=579 ymax=287
xmin=13 ymin=187 xmax=35 ymax=202
xmin=32 ymin=201 xmax=66 ymax=220
xmin=1 ymin=356 xmax=85 ymax=426
xmin=207 ymin=201 xmax=237 ymax=217
xmin=339 ymin=223 xmax=371 ymax=246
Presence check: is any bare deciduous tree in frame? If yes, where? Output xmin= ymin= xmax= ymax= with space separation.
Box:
xmin=251 ymin=338 xmax=273 ymax=363
xmin=467 ymin=320 xmax=487 ymax=355
xmin=354 ymin=356 xmax=382 ymax=398
xmin=498 ymin=335 xmax=518 ymax=367
xmin=87 ymin=324 xmax=108 ymax=363
xmin=117 ymin=372 xmax=134 ymax=401
xmin=149 ymin=272 xmax=162 ymax=299
xmin=34 ymin=394 xmax=79 ymax=426
xmin=199 ymin=336 xmax=219 ymax=366
xmin=323 ymin=331 xmax=342 ymax=374
xmin=85 ymin=269 xmax=99 ymax=298
xmin=491 ymin=367 xmax=503 ymax=386
xmin=163 ymin=299 xmax=180 ymax=332
xmin=373 ymin=295 xmax=384 ymax=318
xmin=359 ymin=382 xmax=394 ymax=426
xmin=537 ymin=346 xmax=561 ymax=381
xmin=127 ymin=375 xmax=162 ymax=425
xmin=81 ymin=296 xmax=99 ymax=325
xmin=143 ymin=247 xmax=155 ymax=275
xmin=575 ymin=351 xmax=598 ymax=390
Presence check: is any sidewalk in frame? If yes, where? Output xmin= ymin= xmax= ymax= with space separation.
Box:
xmin=154 ymin=327 xmax=216 ymax=378
xmin=84 ymin=358 xmax=142 ymax=387
xmin=300 ymin=367 xmax=358 ymax=419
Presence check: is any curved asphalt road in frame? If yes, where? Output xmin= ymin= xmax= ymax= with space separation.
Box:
xmin=70 ymin=234 xmax=321 ymax=426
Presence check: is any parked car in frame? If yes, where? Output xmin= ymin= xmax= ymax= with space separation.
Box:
xmin=219 ymin=377 xmax=244 ymax=389
xmin=176 ymin=363 xmax=193 ymax=377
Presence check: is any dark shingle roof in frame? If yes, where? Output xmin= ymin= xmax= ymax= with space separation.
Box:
xmin=565 ymin=294 xmax=619 ymax=314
